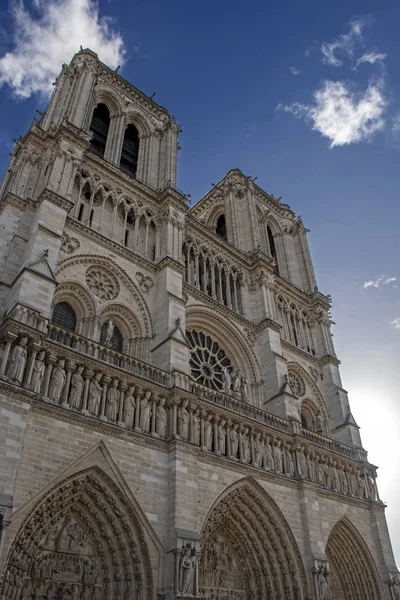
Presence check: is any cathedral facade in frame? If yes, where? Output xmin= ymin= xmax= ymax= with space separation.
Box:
xmin=0 ymin=49 xmax=398 ymax=600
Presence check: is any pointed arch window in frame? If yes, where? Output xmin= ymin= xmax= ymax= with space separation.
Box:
xmin=51 ymin=302 xmax=76 ymax=332
xmin=216 ymin=214 xmax=227 ymax=240
xmin=89 ymin=103 xmax=110 ymax=158
xmin=120 ymin=124 xmax=140 ymax=177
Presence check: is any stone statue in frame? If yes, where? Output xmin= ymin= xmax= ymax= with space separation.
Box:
xmin=313 ymin=411 xmax=324 ymax=434
xmin=217 ymin=420 xmax=226 ymax=455
xmin=241 ymin=429 xmax=251 ymax=463
xmin=7 ymin=337 xmax=28 ymax=384
xmin=106 ymin=378 xmax=119 ymax=422
xmin=69 ymin=366 xmax=84 ymax=409
xmin=273 ymin=440 xmax=283 ymax=473
xmin=179 ymin=541 xmax=196 ymax=594
xmin=316 ymin=459 xmax=325 ymax=486
xmin=48 ymin=359 xmax=66 ymax=403
xmin=240 ymin=376 xmax=249 ymax=402
xmin=221 ymin=367 xmax=232 ymax=395
xmin=323 ymin=461 xmax=332 ymax=489
xmin=317 ymin=564 xmax=329 ymax=600
xmin=123 ymin=385 xmax=136 ymax=428
xmin=30 ymin=350 xmax=46 ymax=393
xmin=341 ymin=468 xmax=349 ymax=494
xmin=88 ymin=373 xmax=102 ymax=415
xmin=140 ymin=390 xmax=152 ymax=432
xmin=392 ymin=578 xmax=400 ymax=600
xmin=204 ymin=415 xmax=213 ymax=450
xmin=332 ymin=461 xmax=340 ymax=490
xmin=104 ymin=318 xmax=114 ymax=346
xmin=253 ymin=432 xmax=263 ymax=467
xmin=178 ymin=399 xmax=189 ymax=439
xmin=230 ymin=424 xmax=239 ymax=457
xmin=264 ymin=436 xmax=274 ymax=470
xmin=193 ymin=409 xmax=200 ymax=445
xmin=356 ymin=471 xmax=365 ymax=498
xmin=285 ymin=446 xmax=295 ymax=476
xmin=231 ymin=370 xmax=240 ymax=396
xmin=299 ymin=447 xmax=308 ymax=478
xmin=156 ymin=398 xmax=167 ymax=437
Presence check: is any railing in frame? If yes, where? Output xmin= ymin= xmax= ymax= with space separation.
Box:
xmin=174 ymin=374 xmax=289 ymax=434
xmin=301 ymin=428 xmax=367 ymax=461
xmin=47 ymin=324 xmax=169 ymax=387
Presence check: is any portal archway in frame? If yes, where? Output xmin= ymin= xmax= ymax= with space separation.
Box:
xmin=199 ymin=478 xmax=308 ymax=599
xmin=326 ymin=517 xmax=383 ymax=600
xmin=0 ymin=467 xmax=153 ymax=600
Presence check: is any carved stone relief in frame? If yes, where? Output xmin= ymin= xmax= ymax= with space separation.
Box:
xmin=200 ymin=533 xmax=245 ymax=599
xmin=85 ymin=266 xmax=119 ymax=301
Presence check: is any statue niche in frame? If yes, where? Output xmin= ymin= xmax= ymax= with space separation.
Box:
xmin=16 ymin=515 xmax=102 ymax=600
xmin=199 ymin=533 xmax=246 ymax=599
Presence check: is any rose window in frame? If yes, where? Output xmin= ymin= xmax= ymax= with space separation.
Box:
xmin=187 ymin=330 xmax=232 ymax=390
xmin=287 ymin=370 xmax=305 ymax=398
xmin=85 ymin=266 xmax=119 ymax=301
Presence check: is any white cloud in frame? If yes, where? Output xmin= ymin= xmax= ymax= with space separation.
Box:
xmin=354 ymin=52 xmax=387 ymax=69
xmin=321 ymin=18 xmax=365 ymax=67
xmin=363 ymin=275 xmax=397 ymax=289
xmin=0 ymin=0 xmax=126 ymax=99
xmin=290 ymin=67 xmax=301 ymax=76
xmin=390 ymin=318 xmax=400 ymax=330
xmin=278 ymin=78 xmax=387 ymax=148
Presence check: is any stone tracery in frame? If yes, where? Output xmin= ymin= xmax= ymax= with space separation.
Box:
xmin=187 ymin=329 xmax=232 ymax=391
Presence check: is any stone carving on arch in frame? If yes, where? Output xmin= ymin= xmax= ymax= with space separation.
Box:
xmin=0 ymin=466 xmax=154 ymax=600
xmin=52 ymin=281 xmax=97 ymax=336
xmin=287 ymin=362 xmax=329 ymax=427
xmin=185 ymin=304 xmax=260 ymax=387
xmin=125 ymin=107 xmax=155 ymax=138
xmin=57 ymin=255 xmax=153 ymax=338
xmin=199 ymin=477 xmax=308 ymax=599
xmin=326 ymin=516 xmax=384 ymax=600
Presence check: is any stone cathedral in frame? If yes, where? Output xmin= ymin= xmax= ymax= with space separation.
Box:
xmin=0 ymin=48 xmax=398 ymax=600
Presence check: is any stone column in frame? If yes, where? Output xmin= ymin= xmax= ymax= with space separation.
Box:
xmin=0 ymin=333 xmax=17 ymax=378
xmin=81 ymin=370 xmax=93 ymax=415
xmin=100 ymin=376 xmax=111 ymax=422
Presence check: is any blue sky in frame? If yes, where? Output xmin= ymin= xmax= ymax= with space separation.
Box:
xmin=1 ymin=0 xmax=400 ymax=563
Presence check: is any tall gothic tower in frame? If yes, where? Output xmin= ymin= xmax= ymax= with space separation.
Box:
xmin=0 ymin=49 xmax=398 ymax=600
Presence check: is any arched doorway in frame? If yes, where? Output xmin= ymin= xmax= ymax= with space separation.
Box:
xmin=0 ymin=467 xmax=153 ymax=600
xmin=199 ymin=478 xmax=308 ymax=599
xmin=326 ymin=518 xmax=383 ymax=600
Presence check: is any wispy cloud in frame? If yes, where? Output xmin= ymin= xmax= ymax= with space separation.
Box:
xmin=290 ymin=67 xmax=301 ymax=76
xmin=321 ymin=18 xmax=365 ymax=67
xmin=354 ymin=52 xmax=386 ymax=70
xmin=364 ymin=275 xmax=397 ymax=289
xmin=0 ymin=0 xmax=126 ymax=99
xmin=390 ymin=318 xmax=400 ymax=330
xmin=278 ymin=78 xmax=387 ymax=148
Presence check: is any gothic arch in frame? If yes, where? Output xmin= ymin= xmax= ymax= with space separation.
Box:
xmin=0 ymin=466 xmax=154 ymax=600
xmin=185 ymin=304 xmax=260 ymax=385
xmin=57 ymin=254 xmax=153 ymax=337
xmin=287 ymin=362 xmax=328 ymax=424
xmin=125 ymin=107 xmax=153 ymax=138
xmin=89 ymin=85 xmax=125 ymax=120
xmin=326 ymin=517 xmax=383 ymax=600
xmin=99 ymin=303 xmax=143 ymax=341
xmin=199 ymin=478 xmax=308 ymax=599
xmin=52 ymin=281 xmax=97 ymax=336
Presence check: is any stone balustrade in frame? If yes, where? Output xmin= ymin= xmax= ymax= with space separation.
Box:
xmin=0 ymin=332 xmax=379 ymax=505
xmin=47 ymin=323 xmax=169 ymax=387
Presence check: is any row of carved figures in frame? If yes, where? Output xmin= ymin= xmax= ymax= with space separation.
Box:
xmin=0 ymin=336 xmax=379 ymax=502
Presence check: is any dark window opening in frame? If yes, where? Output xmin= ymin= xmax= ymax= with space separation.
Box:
xmin=120 ymin=124 xmax=140 ymax=177
xmin=78 ymin=204 xmax=84 ymax=222
xmin=216 ymin=214 xmax=227 ymax=240
xmin=301 ymin=414 xmax=308 ymax=429
xmin=89 ymin=209 xmax=93 ymax=227
xmin=89 ymin=103 xmax=110 ymax=158
xmin=51 ymin=302 xmax=76 ymax=332
xmin=267 ymin=226 xmax=279 ymax=273
xmin=100 ymin=322 xmax=123 ymax=352
xmin=290 ymin=313 xmax=299 ymax=346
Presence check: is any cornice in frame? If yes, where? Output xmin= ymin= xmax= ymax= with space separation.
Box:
xmin=0 ymin=193 xmax=36 ymax=214
xmin=65 ymin=218 xmax=157 ymax=274
xmin=185 ymin=216 xmax=249 ymax=265
xmin=38 ymin=188 xmax=74 ymax=212
xmin=281 ymin=340 xmax=321 ymax=366
xmin=155 ymin=255 xmax=185 ymax=275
